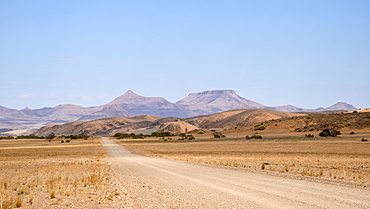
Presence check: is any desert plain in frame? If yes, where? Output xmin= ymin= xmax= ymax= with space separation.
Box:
xmin=1 ymin=115 xmax=370 ymax=208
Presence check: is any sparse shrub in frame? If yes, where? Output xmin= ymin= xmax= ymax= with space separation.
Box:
xmin=65 ymin=139 xmax=71 ymax=142
xmin=305 ymin=134 xmax=314 ymax=138
xmin=16 ymin=134 xmax=41 ymax=139
xmin=61 ymin=140 xmax=64 ymax=143
xmin=361 ymin=138 xmax=368 ymax=142
xmin=151 ymin=132 xmax=171 ymax=138
xmin=250 ymin=135 xmax=262 ymax=139
xmin=245 ymin=135 xmax=250 ymax=139
xmin=255 ymin=126 xmax=266 ymax=131
xmin=350 ymin=132 xmax=355 ymax=135
xmin=46 ymin=134 xmax=55 ymax=140
xmin=295 ymin=128 xmax=302 ymax=132
xmin=197 ymin=131 xmax=204 ymax=134
xmin=319 ymin=129 xmax=341 ymax=137
xmin=309 ymin=128 xmax=315 ymax=131
xmin=114 ymin=133 xmax=145 ymax=139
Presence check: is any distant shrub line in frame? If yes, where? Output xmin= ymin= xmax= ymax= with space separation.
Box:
xmin=245 ymin=135 xmax=262 ymax=139
xmin=0 ymin=134 xmax=90 ymax=140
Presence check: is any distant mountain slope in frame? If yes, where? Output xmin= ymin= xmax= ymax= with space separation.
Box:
xmin=26 ymin=104 xmax=100 ymax=121
xmin=266 ymin=105 xmax=309 ymax=113
xmin=34 ymin=117 xmax=135 ymax=136
xmin=176 ymin=90 xmax=265 ymax=114
xmin=184 ymin=109 xmax=306 ymax=129
xmin=78 ymin=104 xmax=132 ymax=121
xmin=314 ymin=102 xmax=357 ymax=112
xmin=0 ymin=105 xmax=29 ymax=119
xmin=231 ymin=111 xmax=370 ymax=133
xmin=106 ymin=90 xmax=194 ymax=117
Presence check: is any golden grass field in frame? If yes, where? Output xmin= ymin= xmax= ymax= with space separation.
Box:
xmin=116 ymin=130 xmax=370 ymax=185
xmin=0 ymin=138 xmax=122 ymax=209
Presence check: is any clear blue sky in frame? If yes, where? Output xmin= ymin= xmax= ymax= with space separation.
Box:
xmin=1 ymin=0 xmax=369 ymax=110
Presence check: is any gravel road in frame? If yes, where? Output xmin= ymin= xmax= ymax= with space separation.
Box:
xmin=100 ymin=137 xmax=370 ymax=208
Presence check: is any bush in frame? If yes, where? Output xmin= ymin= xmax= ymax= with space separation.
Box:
xmin=361 ymin=138 xmax=368 ymax=142
xmin=46 ymin=134 xmax=55 ymax=140
xmin=319 ymin=129 xmax=341 ymax=137
xmin=305 ymin=134 xmax=314 ymax=138
xmin=255 ymin=126 xmax=266 ymax=131
xmin=16 ymin=135 xmax=41 ymax=139
xmin=151 ymin=132 xmax=171 ymax=137
xmin=350 ymin=132 xmax=355 ymax=135
xmin=197 ymin=131 xmax=204 ymax=134
xmin=0 ymin=136 xmax=15 ymax=140
xmin=114 ymin=133 xmax=145 ymax=139
xmin=64 ymin=134 xmax=90 ymax=139
xmin=213 ymin=132 xmax=225 ymax=138
xmin=248 ymin=134 xmax=262 ymax=139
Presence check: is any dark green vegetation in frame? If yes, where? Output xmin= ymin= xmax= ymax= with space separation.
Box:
xmin=113 ymin=132 xmax=196 ymax=140
xmin=319 ymin=129 xmax=341 ymax=137
xmin=213 ymin=132 xmax=226 ymax=138
xmin=0 ymin=134 xmax=90 ymax=140
xmin=245 ymin=135 xmax=263 ymax=139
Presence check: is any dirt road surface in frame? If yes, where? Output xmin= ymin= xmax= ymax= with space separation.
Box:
xmin=100 ymin=137 xmax=370 ymax=208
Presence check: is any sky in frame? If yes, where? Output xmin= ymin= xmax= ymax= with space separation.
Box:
xmin=1 ymin=0 xmax=369 ymax=110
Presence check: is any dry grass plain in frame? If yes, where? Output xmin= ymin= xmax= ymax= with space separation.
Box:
xmin=116 ymin=131 xmax=370 ymax=185
xmin=0 ymin=138 xmax=126 ymax=209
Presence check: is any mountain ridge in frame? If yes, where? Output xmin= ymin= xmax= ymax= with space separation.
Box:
xmin=0 ymin=90 xmax=358 ymax=135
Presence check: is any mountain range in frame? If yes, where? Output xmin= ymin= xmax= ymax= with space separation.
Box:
xmin=0 ymin=90 xmax=357 ymax=135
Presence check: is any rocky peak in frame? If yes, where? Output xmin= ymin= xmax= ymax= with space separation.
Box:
xmin=22 ymin=106 xmax=32 ymax=111
xmin=195 ymin=90 xmax=236 ymax=96
xmin=324 ymin=102 xmax=357 ymax=111
xmin=122 ymin=90 xmax=141 ymax=98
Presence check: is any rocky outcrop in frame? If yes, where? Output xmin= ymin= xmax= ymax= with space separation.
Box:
xmin=158 ymin=121 xmax=198 ymax=134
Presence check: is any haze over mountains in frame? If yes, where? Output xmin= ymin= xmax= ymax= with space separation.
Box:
xmin=0 ymin=89 xmax=357 ymax=135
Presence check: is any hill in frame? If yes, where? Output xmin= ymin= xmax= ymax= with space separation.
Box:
xmin=34 ymin=109 xmax=306 ymax=136
xmin=226 ymin=111 xmax=370 ymax=134
xmin=184 ymin=109 xmax=305 ymax=129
